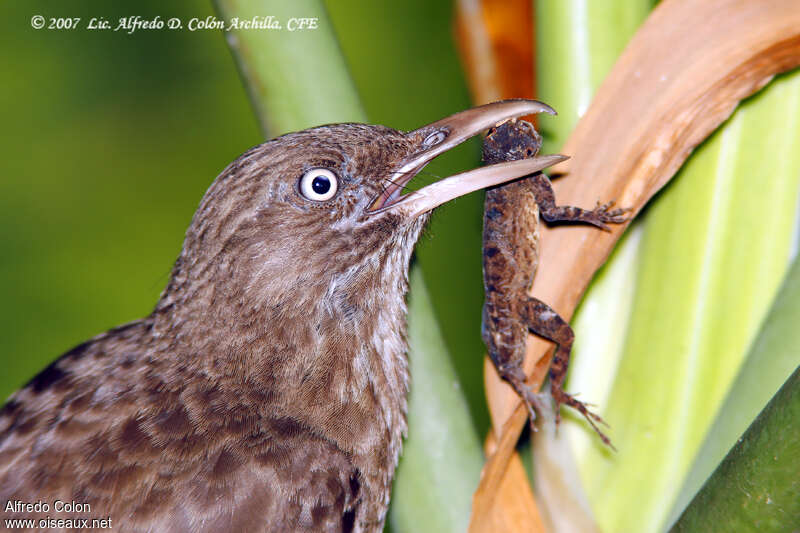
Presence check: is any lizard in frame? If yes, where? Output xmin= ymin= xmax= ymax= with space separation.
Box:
xmin=481 ymin=114 xmax=628 ymax=445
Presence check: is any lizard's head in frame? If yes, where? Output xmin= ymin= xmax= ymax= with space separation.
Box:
xmin=483 ymin=119 xmax=544 ymax=164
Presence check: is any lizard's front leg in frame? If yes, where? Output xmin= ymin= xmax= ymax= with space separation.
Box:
xmin=528 ymin=172 xmax=628 ymax=229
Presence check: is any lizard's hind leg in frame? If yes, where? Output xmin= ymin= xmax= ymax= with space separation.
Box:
xmin=519 ymin=296 xmax=613 ymax=447
xmin=482 ymin=304 xmax=548 ymax=430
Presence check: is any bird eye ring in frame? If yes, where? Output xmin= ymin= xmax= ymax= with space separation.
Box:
xmin=299 ymin=168 xmax=338 ymax=202
xmin=422 ymin=130 xmax=447 ymax=148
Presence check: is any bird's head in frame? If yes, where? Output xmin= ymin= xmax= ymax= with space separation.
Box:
xmin=163 ymin=100 xmax=565 ymax=317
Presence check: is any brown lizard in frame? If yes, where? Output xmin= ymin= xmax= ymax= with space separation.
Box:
xmin=481 ymin=111 xmax=627 ymax=445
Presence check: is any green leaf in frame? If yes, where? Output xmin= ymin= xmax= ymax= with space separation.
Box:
xmin=670 ymin=365 xmax=800 ymax=532
xmin=390 ymin=269 xmax=484 ymax=533
xmin=570 ymin=64 xmax=800 ymax=533
xmin=668 ymin=253 xmax=800 ymax=525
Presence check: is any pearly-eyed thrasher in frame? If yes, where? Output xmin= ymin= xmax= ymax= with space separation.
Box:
xmin=0 ymin=100 xmax=565 ymax=532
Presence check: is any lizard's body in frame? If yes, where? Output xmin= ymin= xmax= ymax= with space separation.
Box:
xmin=481 ymin=119 xmax=626 ymax=443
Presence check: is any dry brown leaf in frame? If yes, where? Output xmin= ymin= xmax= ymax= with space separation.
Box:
xmin=455 ymin=0 xmax=534 ymax=104
xmin=469 ymin=427 xmax=547 ymax=533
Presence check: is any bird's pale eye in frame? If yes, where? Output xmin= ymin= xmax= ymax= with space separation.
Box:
xmin=299 ymin=168 xmax=338 ymax=202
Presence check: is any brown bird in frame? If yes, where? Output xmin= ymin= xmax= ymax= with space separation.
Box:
xmin=0 ymin=100 xmax=565 ymax=532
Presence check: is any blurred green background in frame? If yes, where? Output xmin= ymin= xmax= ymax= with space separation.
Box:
xmin=1 ymin=1 xmax=492 ymax=432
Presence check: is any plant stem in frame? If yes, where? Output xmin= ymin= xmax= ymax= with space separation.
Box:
xmin=213 ymin=0 xmax=366 ymax=135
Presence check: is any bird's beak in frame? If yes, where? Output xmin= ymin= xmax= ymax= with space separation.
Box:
xmin=368 ymin=99 xmax=569 ymax=217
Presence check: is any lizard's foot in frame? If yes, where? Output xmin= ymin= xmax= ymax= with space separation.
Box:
xmin=551 ymin=387 xmax=615 ymax=449
xmin=590 ymin=201 xmax=632 ymax=229
xmin=505 ymin=374 xmax=548 ymax=433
